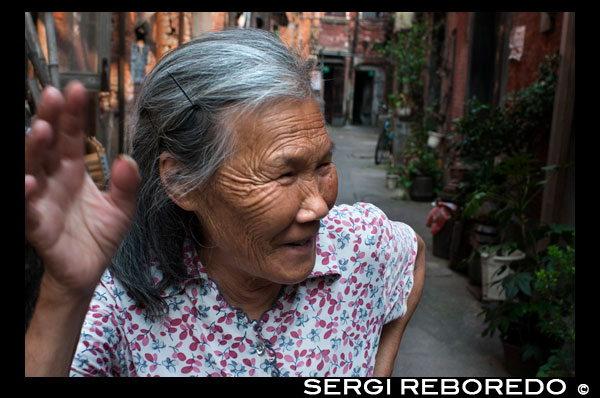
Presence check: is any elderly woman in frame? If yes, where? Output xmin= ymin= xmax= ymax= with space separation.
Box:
xmin=25 ymin=28 xmax=425 ymax=377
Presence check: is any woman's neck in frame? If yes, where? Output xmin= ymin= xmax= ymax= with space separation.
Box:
xmin=199 ymin=248 xmax=282 ymax=322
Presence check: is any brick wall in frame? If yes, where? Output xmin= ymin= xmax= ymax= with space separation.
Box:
xmin=442 ymin=12 xmax=562 ymax=130
xmin=355 ymin=19 xmax=388 ymax=58
xmin=211 ymin=12 xmax=228 ymax=32
xmin=319 ymin=20 xmax=351 ymax=50
xmin=506 ymin=12 xmax=563 ymax=94
xmin=278 ymin=13 xmax=313 ymax=59
xmin=445 ymin=12 xmax=471 ymax=126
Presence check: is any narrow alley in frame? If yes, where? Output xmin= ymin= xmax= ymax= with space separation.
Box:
xmin=329 ymin=124 xmax=510 ymax=377
xmin=25 ymin=12 xmax=575 ymax=380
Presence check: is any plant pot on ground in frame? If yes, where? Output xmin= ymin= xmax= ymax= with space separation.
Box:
xmin=501 ymin=337 xmax=540 ymax=377
xmin=480 ymin=248 xmax=525 ymax=301
xmin=469 ymin=153 xmax=574 ymax=376
xmin=385 ymin=174 xmax=399 ymax=190
xmin=409 ymin=175 xmax=434 ymax=201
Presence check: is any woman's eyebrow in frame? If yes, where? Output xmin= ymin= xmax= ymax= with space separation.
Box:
xmin=274 ymin=141 xmax=336 ymax=167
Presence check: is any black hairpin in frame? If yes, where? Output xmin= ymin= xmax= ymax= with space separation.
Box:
xmin=167 ymin=71 xmax=200 ymax=110
xmin=142 ymin=107 xmax=160 ymax=133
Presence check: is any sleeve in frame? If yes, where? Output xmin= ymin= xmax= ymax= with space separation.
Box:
xmin=69 ymin=271 xmax=130 ymax=377
xmin=355 ymin=202 xmax=418 ymax=324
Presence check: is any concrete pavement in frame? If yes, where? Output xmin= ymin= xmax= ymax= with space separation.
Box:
xmin=328 ymin=124 xmax=510 ymax=377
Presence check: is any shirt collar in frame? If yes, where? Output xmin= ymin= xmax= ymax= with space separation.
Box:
xmin=148 ymin=238 xmax=207 ymax=298
xmin=151 ymin=234 xmax=341 ymax=298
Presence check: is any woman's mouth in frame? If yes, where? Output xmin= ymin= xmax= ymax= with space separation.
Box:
xmin=283 ymin=236 xmax=315 ymax=253
xmin=287 ymin=238 xmax=310 ymax=246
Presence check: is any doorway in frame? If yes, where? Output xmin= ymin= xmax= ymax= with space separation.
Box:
xmin=352 ymin=70 xmax=374 ymax=125
xmin=323 ymin=63 xmax=345 ymax=126
xmin=468 ymin=12 xmax=497 ymax=106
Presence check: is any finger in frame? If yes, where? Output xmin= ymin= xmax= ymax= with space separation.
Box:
xmin=25 ymin=119 xmax=54 ymax=176
xmin=107 ymin=155 xmax=141 ymax=221
xmin=25 ymin=174 xmax=42 ymax=235
xmin=57 ymin=81 xmax=88 ymax=160
xmin=25 ymin=175 xmax=37 ymax=200
xmin=34 ymin=86 xmax=65 ymax=173
xmin=36 ymin=85 xmax=64 ymax=131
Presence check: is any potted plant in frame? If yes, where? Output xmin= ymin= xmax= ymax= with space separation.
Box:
xmin=406 ymin=148 xmax=438 ymax=201
xmin=445 ymin=52 xmax=560 ymax=285
xmin=479 ymin=224 xmax=574 ymax=377
xmin=375 ymin=20 xmax=428 ymax=123
xmin=469 ymin=152 xmax=574 ymax=376
xmin=532 ymin=228 xmax=575 ymax=376
xmin=464 ymin=153 xmax=549 ymax=296
xmin=384 ymin=161 xmax=402 ymax=190
xmin=401 ymin=113 xmax=443 ymax=202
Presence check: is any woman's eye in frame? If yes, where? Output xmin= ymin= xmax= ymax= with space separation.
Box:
xmin=317 ymin=162 xmax=332 ymax=172
xmin=278 ymin=171 xmax=296 ymax=182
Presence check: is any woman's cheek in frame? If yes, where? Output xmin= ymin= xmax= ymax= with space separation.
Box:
xmin=234 ymin=182 xmax=298 ymax=235
xmin=323 ymin=165 xmax=339 ymax=209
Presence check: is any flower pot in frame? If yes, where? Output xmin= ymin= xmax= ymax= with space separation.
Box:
xmin=475 ymin=198 xmax=501 ymax=223
xmin=433 ymin=217 xmax=454 ymax=259
xmin=480 ymin=249 xmax=525 ymax=301
xmin=472 ymin=223 xmax=499 ymax=245
xmin=409 ymin=175 xmax=434 ymax=202
xmin=427 ymin=131 xmax=443 ymax=148
xmin=449 ymin=164 xmax=468 ymax=181
xmin=395 ymin=107 xmax=411 ymax=118
xmin=385 ymin=174 xmax=399 ymax=190
xmin=468 ymin=251 xmax=481 ymax=286
xmin=501 ymin=340 xmax=539 ymax=377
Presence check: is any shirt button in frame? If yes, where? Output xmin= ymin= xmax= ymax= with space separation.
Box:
xmin=256 ymin=340 xmax=266 ymax=356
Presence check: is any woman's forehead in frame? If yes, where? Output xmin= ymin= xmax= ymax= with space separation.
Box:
xmin=234 ymin=99 xmax=330 ymax=156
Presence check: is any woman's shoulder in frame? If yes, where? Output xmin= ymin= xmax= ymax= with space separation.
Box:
xmin=319 ymin=202 xmax=416 ymax=261
xmin=323 ymin=202 xmax=390 ymax=229
xmin=89 ymin=268 xmax=134 ymax=315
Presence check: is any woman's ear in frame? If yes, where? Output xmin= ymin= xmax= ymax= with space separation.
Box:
xmin=159 ymin=152 xmax=197 ymax=211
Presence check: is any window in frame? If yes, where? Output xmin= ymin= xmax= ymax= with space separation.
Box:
xmin=362 ymin=12 xmax=382 ymax=19
xmin=53 ymin=12 xmax=112 ymax=92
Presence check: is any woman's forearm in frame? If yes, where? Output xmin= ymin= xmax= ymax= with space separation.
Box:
xmin=373 ymin=233 xmax=426 ymax=376
xmin=25 ymin=275 xmax=92 ymax=377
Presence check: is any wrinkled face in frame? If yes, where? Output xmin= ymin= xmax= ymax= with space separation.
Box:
xmin=193 ymin=98 xmax=338 ymax=285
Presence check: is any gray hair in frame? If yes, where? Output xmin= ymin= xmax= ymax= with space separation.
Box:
xmin=110 ymin=28 xmax=319 ymax=317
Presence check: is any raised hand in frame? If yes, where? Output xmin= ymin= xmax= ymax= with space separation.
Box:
xmin=25 ymin=82 xmax=140 ymax=299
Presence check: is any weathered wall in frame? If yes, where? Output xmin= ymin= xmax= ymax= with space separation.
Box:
xmin=506 ymin=12 xmax=563 ymax=94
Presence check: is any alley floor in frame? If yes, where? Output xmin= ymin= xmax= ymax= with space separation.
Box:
xmin=328 ymin=123 xmax=510 ymax=377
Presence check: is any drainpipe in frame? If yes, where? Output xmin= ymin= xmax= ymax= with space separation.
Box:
xmin=346 ymin=12 xmax=359 ymax=125
xmin=178 ymin=12 xmax=185 ymax=44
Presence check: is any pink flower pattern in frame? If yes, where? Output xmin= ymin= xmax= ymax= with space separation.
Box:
xmin=70 ymin=203 xmax=417 ymax=377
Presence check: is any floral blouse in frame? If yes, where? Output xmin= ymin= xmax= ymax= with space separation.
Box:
xmin=70 ymin=202 xmax=417 ymax=377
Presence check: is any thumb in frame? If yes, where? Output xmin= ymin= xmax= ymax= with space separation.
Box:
xmin=107 ymin=155 xmax=141 ymax=220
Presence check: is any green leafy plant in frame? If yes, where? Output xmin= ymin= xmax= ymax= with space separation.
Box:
xmin=392 ymin=119 xmax=442 ymax=196
xmin=448 ymin=53 xmax=560 ymax=217
xmin=375 ymin=17 xmax=446 ymax=197
xmin=465 ymin=149 xmax=574 ymax=376
xmin=479 ymin=225 xmax=574 ymax=369
xmin=376 ymin=21 xmax=428 ymax=118
xmin=533 ymin=231 xmax=575 ymax=377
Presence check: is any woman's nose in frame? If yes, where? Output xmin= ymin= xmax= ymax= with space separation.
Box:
xmin=296 ymin=184 xmax=330 ymax=224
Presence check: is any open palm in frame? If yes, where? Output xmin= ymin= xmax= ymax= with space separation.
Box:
xmin=25 ymin=82 xmax=140 ymax=297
